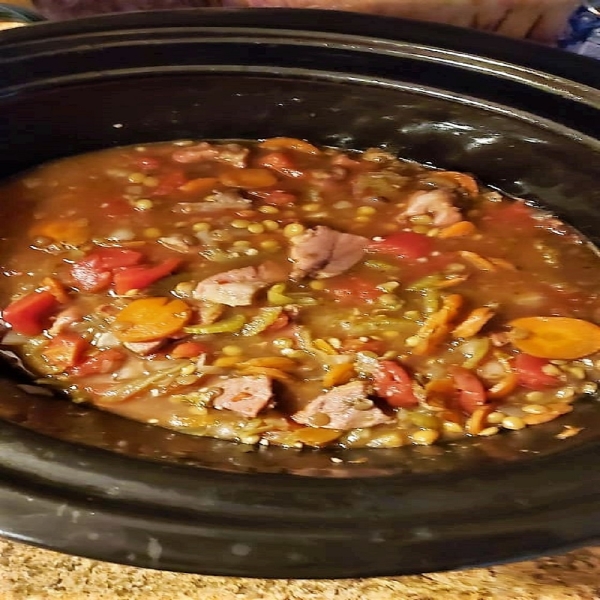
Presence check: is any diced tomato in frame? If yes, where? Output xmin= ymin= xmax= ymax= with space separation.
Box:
xmin=514 ymin=353 xmax=561 ymax=390
xmin=451 ymin=366 xmax=488 ymax=414
xmin=256 ymin=152 xmax=302 ymax=177
xmin=70 ymin=261 xmax=112 ymax=293
xmin=70 ymin=248 xmax=143 ymax=292
xmin=368 ymin=231 xmax=433 ymax=261
xmin=113 ymin=258 xmax=181 ymax=295
xmin=327 ymin=275 xmax=381 ymax=304
xmin=70 ymin=348 xmax=127 ymax=377
xmin=2 ymin=291 xmax=60 ymax=335
xmin=256 ymin=190 xmax=297 ymax=206
xmin=92 ymin=248 xmax=144 ymax=271
xmin=170 ymin=341 xmax=210 ymax=359
xmin=151 ymin=169 xmax=187 ymax=196
xmin=132 ymin=156 xmax=161 ymax=172
xmin=373 ymin=360 xmax=419 ymax=407
xmin=99 ymin=197 xmax=134 ymax=220
xmin=41 ymin=333 xmax=89 ymax=370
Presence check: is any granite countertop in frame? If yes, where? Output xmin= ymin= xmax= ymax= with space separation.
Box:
xmin=1 ymin=1 xmax=599 ymax=598
xmin=1 ymin=538 xmax=600 ymax=599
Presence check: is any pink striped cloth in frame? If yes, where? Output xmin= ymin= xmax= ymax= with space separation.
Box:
xmin=32 ymin=0 xmax=577 ymax=42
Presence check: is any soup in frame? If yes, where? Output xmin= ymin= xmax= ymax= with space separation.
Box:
xmin=1 ymin=138 xmax=599 ymax=448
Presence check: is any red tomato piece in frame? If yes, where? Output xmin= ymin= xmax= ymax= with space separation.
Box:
xmin=70 ymin=248 xmax=143 ymax=292
xmin=2 ymin=290 xmax=60 ymax=335
xmin=368 ymin=231 xmax=433 ymax=260
xmin=113 ymin=258 xmax=181 ymax=295
xmin=373 ymin=360 xmax=419 ymax=408
xmin=170 ymin=341 xmax=210 ymax=359
xmin=42 ymin=333 xmax=89 ymax=370
xmin=451 ymin=366 xmax=488 ymax=414
xmin=258 ymin=190 xmax=297 ymax=206
xmin=70 ymin=348 xmax=127 ymax=377
xmin=92 ymin=248 xmax=144 ymax=271
xmin=256 ymin=152 xmax=302 ymax=177
xmin=99 ymin=197 xmax=134 ymax=220
xmin=151 ymin=169 xmax=187 ymax=196
xmin=514 ymin=353 xmax=561 ymax=389
xmin=327 ymin=275 xmax=381 ymax=304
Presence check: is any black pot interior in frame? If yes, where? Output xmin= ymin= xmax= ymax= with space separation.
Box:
xmin=0 ymin=10 xmax=599 ymax=577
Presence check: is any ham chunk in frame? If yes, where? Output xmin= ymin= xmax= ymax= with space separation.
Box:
xmin=48 ymin=306 xmax=83 ymax=335
xmin=403 ymin=189 xmax=462 ymax=227
xmin=193 ymin=262 xmax=286 ymax=307
xmin=289 ymin=226 xmax=368 ymax=280
xmin=172 ymin=142 xmax=249 ymax=168
xmin=292 ymin=381 xmax=392 ymax=430
xmin=212 ymin=375 xmax=273 ymax=417
xmin=174 ymin=190 xmax=251 ymax=214
xmin=123 ymin=339 xmax=165 ymax=356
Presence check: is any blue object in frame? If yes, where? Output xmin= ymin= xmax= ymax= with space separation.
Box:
xmin=559 ymin=0 xmax=600 ymax=58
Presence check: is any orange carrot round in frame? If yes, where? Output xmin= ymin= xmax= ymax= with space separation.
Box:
xmin=258 ymin=137 xmax=320 ymax=154
xmin=508 ymin=316 xmax=600 ymax=360
xmin=114 ymin=297 xmax=191 ymax=343
xmin=219 ymin=168 xmax=277 ymax=189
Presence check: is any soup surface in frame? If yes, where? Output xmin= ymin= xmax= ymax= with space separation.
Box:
xmin=1 ymin=138 xmax=599 ymax=449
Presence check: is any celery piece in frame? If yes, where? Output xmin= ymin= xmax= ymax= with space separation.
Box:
xmin=184 ymin=314 xmax=246 ymax=335
xmin=242 ymin=307 xmax=284 ymax=337
xmin=267 ymin=283 xmax=294 ymax=306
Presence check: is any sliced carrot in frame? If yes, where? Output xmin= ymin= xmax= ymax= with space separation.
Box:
xmin=258 ymin=137 xmax=320 ymax=155
xmin=41 ymin=277 xmax=70 ymax=304
xmin=313 ymin=338 xmax=338 ymax=355
xmin=436 ymin=171 xmax=479 ymax=196
xmin=412 ymin=294 xmax=463 ymax=355
xmin=465 ymin=404 xmax=495 ymax=435
xmin=178 ymin=177 xmax=219 ymax=194
xmin=452 ymin=306 xmax=495 ymax=338
xmin=323 ymin=363 xmax=355 ymax=388
xmin=437 ymin=220 xmax=477 ymax=238
xmin=414 ymin=324 xmax=451 ymax=356
xmin=219 ymin=168 xmax=278 ymax=189
xmin=237 ymin=366 xmax=294 ymax=383
xmin=30 ymin=218 xmax=90 ymax=246
xmin=114 ymin=297 xmax=191 ymax=343
xmin=486 ymin=372 xmax=519 ymax=399
xmin=459 ymin=251 xmax=496 ymax=271
xmin=508 ymin=316 xmax=600 ymax=360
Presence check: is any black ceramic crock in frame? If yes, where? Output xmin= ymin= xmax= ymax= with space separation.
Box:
xmin=0 ymin=9 xmax=599 ymax=578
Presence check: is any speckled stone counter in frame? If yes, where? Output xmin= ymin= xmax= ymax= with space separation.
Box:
xmin=1 ymin=539 xmax=599 ymax=600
